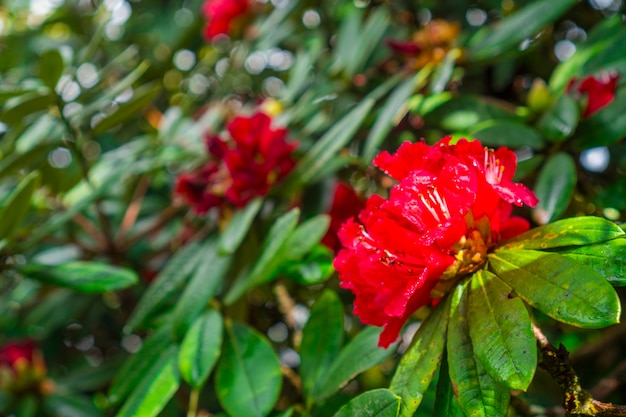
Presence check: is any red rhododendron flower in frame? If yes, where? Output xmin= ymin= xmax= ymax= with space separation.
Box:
xmin=0 ymin=339 xmax=47 ymax=391
xmin=202 ymin=0 xmax=249 ymax=40
xmin=175 ymin=111 xmax=297 ymax=214
xmin=321 ymin=182 xmax=365 ymax=253
xmin=568 ymin=72 xmax=619 ymax=118
xmin=334 ymin=137 xmax=538 ymax=348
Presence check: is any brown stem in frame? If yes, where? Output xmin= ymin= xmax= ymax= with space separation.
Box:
xmin=115 ymin=176 xmax=150 ymax=244
xmin=72 ymin=213 xmax=108 ymax=250
xmin=121 ymin=205 xmax=183 ymax=250
xmin=590 ymin=359 xmax=626 ymax=401
xmin=532 ymin=323 xmax=626 ymax=416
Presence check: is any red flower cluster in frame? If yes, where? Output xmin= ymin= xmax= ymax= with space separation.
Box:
xmin=322 ymin=182 xmax=365 ymax=253
xmin=334 ymin=137 xmax=538 ymax=348
xmin=0 ymin=340 xmax=46 ymax=392
xmin=568 ymin=72 xmax=619 ymax=119
xmin=175 ymin=112 xmax=297 ymax=214
xmin=202 ymin=0 xmax=249 ymax=41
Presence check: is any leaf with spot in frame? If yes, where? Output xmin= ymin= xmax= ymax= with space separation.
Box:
xmin=468 ymin=270 xmax=536 ymax=390
xmin=433 ymin=353 xmax=465 ymax=417
xmin=448 ymin=283 xmax=510 ymax=417
xmin=332 ymin=389 xmax=400 ymax=417
xmin=557 ymin=238 xmax=626 ymax=286
xmin=489 ymin=250 xmax=621 ymax=328
xmin=389 ymin=296 xmax=450 ymax=417
xmin=500 ymin=216 xmax=624 ymax=251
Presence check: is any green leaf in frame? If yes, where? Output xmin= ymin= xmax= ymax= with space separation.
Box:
xmin=0 ymin=90 xmax=54 ymax=126
xmin=389 ymin=297 xmax=450 ymax=417
xmin=218 ymin=198 xmax=263 ymax=255
xmin=447 ymin=283 xmax=510 ymax=417
xmin=172 ymin=238 xmax=232 ymax=339
xmin=284 ymin=214 xmax=330 ymax=260
xmin=126 ymin=240 xmax=203 ymax=332
xmin=300 ymin=290 xmax=344 ymax=403
xmin=468 ymin=270 xmax=536 ymax=391
xmin=469 ymin=120 xmax=544 ymax=149
xmin=500 ymin=216 xmax=625 ymax=251
xmin=92 ymin=82 xmax=161 ymax=135
xmin=558 ymin=238 xmax=626 ymax=286
xmin=315 ymin=327 xmax=397 ymax=402
xmin=19 ymin=262 xmax=138 ymax=293
xmin=532 ymin=152 xmax=576 ymax=224
xmin=178 ymin=310 xmax=223 ymax=389
xmin=571 ymin=87 xmax=626 ymax=149
xmin=465 ymin=0 xmax=577 ymax=62
xmin=362 ymin=75 xmax=420 ymax=162
xmin=0 ymin=171 xmax=39 ymax=241
xmin=43 ymin=391 xmax=102 ymax=417
xmin=537 ymin=95 xmax=579 ymax=142
xmin=114 ymin=345 xmax=180 ymax=417
xmin=489 ymin=250 xmax=621 ymax=328
xmin=433 ymin=355 xmax=465 ymax=417
xmin=281 ymin=244 xmax=334 ymax=286
xmin=332 ymin=389 xmax=400 ymax=417
xmin=282 ymin=76 xmax=399 ymax=192
xmin=38 ymin=49 xmax=64 ymax=90
xmin=109 ymin=325 xmax=173 ymax=404
xmin=224 ymin=208 xmax=300 ymax=304
xmin=215 ymin=322 xmax=282 ymax=417
xmin=430 ymin=49 xmax=461 ymax=94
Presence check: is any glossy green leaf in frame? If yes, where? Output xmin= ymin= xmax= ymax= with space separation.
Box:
xmin=389 ymin=297 xmax=450 ymax=417
xmin=19 ymin=261 xmax=138 ymax=293
xmin=532 ymin=152 xmax=576 ymax=224
xmin=224 ymin=208 xmax=300 ymax=304
xmin=558 ymin=238 xmax=626 ymax=286
xmin=282 ymin=76 xmax=399 ymax=192
xmin=469 ymin=120 xmax=544 ymax=149
xmin=465 ymin=0 xmax=577 ymax=62
xmin=489 ymin=250 xmax=621 ymax=328
xmin=300 ymin=290 xmax=344 ymax=403
xmin=126 ymin=240 xmax=203 ymax=332
xmin=362 ymin=74 xmax=419 ymax=162
xmin=178 ymin=310 xmax=223 ymax=389
xmin=422 ymin=94 xmax=518 ymax=131
xmin=281 ymin=244 xmax=334 ymax=286
xmin=571 ymin=87 xmax=626 ymax=149
xmin=284 ymin=214 xmax=330 ymax=260
xmin=501 ymin=216 xmax=625 ymax=251
xmin=333 ymin=389 xmax=400 ymax=417
xmin=218 ymin=198 xmax=263 ymax=255
xmin=447 ymin=283 xmax=510 ymax=417
xmin=433 ymin=355 xmax=465 ymax=417
xmin=109 ymin=325 xmax=173 ymax=404
xmin=114 ymin=345 xmax=180 ymax=417
xmin=172 ymin=238 xmax=232 ymax=339
xmin=537 ymin=94 xmax=580 ymax=142
xmin=0 ymin=90 xmax=54 ymax=125
xmin=38 ymin=49 xmax=64 ymax=90
xmin=92 ymin=82 xmax=161 ymax=135
xmin=43 ymin=391 xmax=102 ymax=417
xmin=315 ymin=327 xmax=397 ymax=402
xmin=215 ymin=322 xmax=282 ymax=417
xmin=468 ymin=270 xmax=536 ymax=390
xmin=0 ymin=171 xmax=39 ymax=241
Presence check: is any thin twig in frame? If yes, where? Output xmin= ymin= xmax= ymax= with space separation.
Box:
xmin=532 ymin=323 xmax=626 ymax=416
xmin=115 ymin=176 xmax=150 ymax=244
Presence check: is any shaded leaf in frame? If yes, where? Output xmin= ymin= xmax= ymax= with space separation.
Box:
xmin=537 ymin=95 xmax=579 ymax=142
xmin=468 ymin=270 xmax=535 ymax=391
xmin=469 ymin=120 xmax=544 ymax=149
xmin=38 ymin=49 xmax=64 ymax=90
xmin=433 ymin=355 xmax=464 ymax=417
xmin=218 ymin=198 xmax=263 ymax=255
xmin=532 ymin=152 xmax=576 ymax=224
xmin=0 ymin=171 xmax=39 ymax=241
xmin=571 ymin=87 xmax=626 ymax=149
xmin=43 ymin=391 xmax=102 ymax=417
xmin=489 ymin=250 xmax=621 ymax=328
xmin=284 ymin=214 xmax=330 ymax=260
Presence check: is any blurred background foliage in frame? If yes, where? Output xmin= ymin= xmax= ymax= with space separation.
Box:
xmin=0 ymin=0 xmax=625 ymax=416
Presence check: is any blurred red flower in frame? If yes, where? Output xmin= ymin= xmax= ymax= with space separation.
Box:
xmin=321 ymin=182 xmax=365 ymax=253
xmin=0 ymin=339 xmax=47 ymax=392
xmin=568 ymin=72 xmax=619 ymax=118
xmin=334 ymin=137 xmax=538 ymax=348
xmin=202 ymin=0 xmax=249 ymax=40
xmin=175 ymin=112 xmax=297 ymax=214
